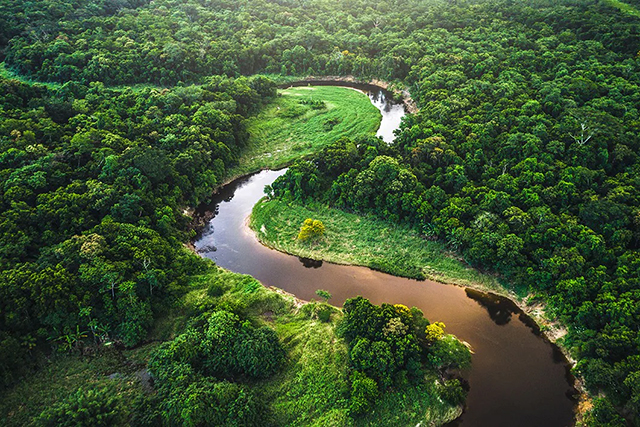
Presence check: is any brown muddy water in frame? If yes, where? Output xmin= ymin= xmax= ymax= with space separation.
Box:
xmin=193 ymin=87 xmax=577 ymax=426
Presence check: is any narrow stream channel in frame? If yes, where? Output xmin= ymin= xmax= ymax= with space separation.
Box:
xmin=194 ymin=86 xmax=577 ymax=426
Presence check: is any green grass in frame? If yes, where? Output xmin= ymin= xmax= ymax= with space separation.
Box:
xmin=1 ymin=266 xmax=462 ymax=426
xmin=230 ymin=85 xmax=381 ymax=178
xmin=251 ymin=199 xmax=504 ymax=293
xmin=602 ymin=0 xmax=640 ymax=17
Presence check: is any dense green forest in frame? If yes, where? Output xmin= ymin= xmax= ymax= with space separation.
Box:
xmin=1 ymin=0 xmax=640 ymax=424
xmin=0 ymin=73 xmax=278 ymax=382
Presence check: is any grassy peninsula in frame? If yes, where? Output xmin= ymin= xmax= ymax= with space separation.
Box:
xmin=231 ymin=85 xmax=381 ymax=178
xmin=251 ymin=199 xmax=504 ymax=293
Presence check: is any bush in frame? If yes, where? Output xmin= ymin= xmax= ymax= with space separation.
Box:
xmin=349 ymin=371 xmax=378 ymax=416
xmin=583 ymin=398 xmax=626 ymax=427
xmin=36 ymin=386 xmax=120 ymax=427
xmin=150 ymin=310 xmax=285 ymax=382
xmin=427 ymin=335 xmax=472 ymax=370
xmin=439 ymin=379 xmax=467 ymax=405
xmin=207 ymin=281 xmax=225 ymax=297
xmin=315 ymin=289 xmax=332 ymax=302
xmin=161 ymin=379 xmax=263 ymax=427
xmin=317 ymin=306 xmax=332 ymax=322
xmin=297 ymin=218 xmax=325 ymax=241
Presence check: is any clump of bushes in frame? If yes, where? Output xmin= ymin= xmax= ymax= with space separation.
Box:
xmin=300 ymin=98 xmax=326 ymax=109
xmin=36 ymin=386 xmax=120 ymax=427
xmin=339 ymin=297 xmax=471 ymax=417
xmin=323 ymin=117 xmax=341 ymax=130
xmin=148 ymin=310 xmax=285 ymax=425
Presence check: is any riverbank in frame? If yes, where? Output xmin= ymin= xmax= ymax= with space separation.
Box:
xmin=250 ymin=198 xmax=502 ymax=290
xmin=249 ymin=197 xmax=588 ymax=418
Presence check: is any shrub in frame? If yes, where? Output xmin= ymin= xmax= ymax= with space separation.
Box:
xmin=317 ymin=306 xmax=332 ymax=322
xmin=425 ymin=321 xmax=446 ymax=343
xmin=160 ymin=379 xmax=263 ymax=427
xmin=150 ymin=310 xmax=285 ymax=382
xmin=207 ymin=281 xmax=225 ymax=297
xmin=427 ymin=335 xmax=472 ymax=370
xmin=315 ymin=289 xmax=332 ymax=302
xmin=439 ymin=379 xmax=467 ymax=405
xmin=297 ymin=218 xmax=325 ymax=241
xmin=349 ymin=371 xmax=378 ymax=416
xmin=36 ymin=386 xmax=120 ymax=427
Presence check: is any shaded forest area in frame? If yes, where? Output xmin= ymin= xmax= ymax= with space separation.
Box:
xmin=1 ymin=0 xmax=640 ymax=424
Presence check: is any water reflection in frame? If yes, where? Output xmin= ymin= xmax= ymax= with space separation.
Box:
xmin=465 ymin=289 xmax=514 ymax=326
xmin=299 ymin=257 xmax=323 ymax=268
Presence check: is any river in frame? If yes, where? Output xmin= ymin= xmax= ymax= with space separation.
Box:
xmin=194 ymin=86 xmax=577 ymax=426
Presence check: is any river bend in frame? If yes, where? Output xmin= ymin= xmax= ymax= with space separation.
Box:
xmin=194 ymin=86 xmax=576 ymax=426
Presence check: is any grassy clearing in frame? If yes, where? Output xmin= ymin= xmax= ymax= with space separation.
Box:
xmin=251 ymin=198 xmax=505 ymax=293
xmin=1 ymin=266 xmax=461 ymax=426
xmin=230 ymin=85 xmax=381 ymax=178
xmin=0 ymin=343 xmax=155 ymax=426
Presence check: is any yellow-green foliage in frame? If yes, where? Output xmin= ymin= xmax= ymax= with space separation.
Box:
xmin=425 ymin=322 xmax=446 ymax=343
xmin=297 ymin=218 xmax=325 ymax=241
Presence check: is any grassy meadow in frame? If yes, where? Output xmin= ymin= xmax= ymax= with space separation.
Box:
xmin=230 ymin=85 xmax=381 ymax=178
xmin=251 ymin=198 xmax=506 ymax=293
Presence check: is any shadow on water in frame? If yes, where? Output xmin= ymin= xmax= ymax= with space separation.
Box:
xmin=465 ymin=288 xmax=580 ymax=405
xmin=465 ymin=288 xmax=516 ymax=326
xmin=299 ymin=257 xmax=323 ymax=268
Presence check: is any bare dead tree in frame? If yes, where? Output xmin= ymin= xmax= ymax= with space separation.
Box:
xmin=570 ymin=122 xmax=594 ymax=146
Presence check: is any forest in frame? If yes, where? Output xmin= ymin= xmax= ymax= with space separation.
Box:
xmin=1 ymin=0 xmax=639 ymax=425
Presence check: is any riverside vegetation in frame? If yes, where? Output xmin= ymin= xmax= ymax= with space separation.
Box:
xmin=1 ymin=265 xmax=471 ymax=426
xmin=0 ymin=71 xmax=468 ymax=425
xmin=251 ymin=197 xmax=501 ymax=291
xmin=1 ymin=0 xmax=640 ymax=424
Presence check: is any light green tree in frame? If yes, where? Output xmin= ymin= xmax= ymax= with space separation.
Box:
xmin=297 ymin=218 xmax=325 ymax=241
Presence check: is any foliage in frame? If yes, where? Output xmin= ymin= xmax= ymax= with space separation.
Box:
xmin=438 ymin=379 xmax=467 ymax=406
xmin=250 ymin=196 xmax=499 ymax=286
xmin=35 ymin=386 xmax=120 ymax=427
xmin=237 ymin=86 xmax=380 ymax=177
xmin=341 ymin=296 xmax=470 ymax=416
xmin=2 ymin=0 xmax=640 ymax=421
xmin=257 ymin=0 xmax=640 ymax=418
xmin=348 ymin=371 xmax=378 ymax=416
xmin=427 ymin=335 xmax=472 ymax=371
xmin=158 ymin=378 xmax=263 ymax=427
xmin=148 ymin=309 xmax=284 ymax=425
xmin=425 ymin=321 xmax=445 ymax=343
xmin=0 ymin=73 xmax=277 ymax=387
xmin=583 ymin=398 xmax=627 ymax=427
xmin=149 ymin=310 xmax=285 ymax=382
xmin=297 ymin=218 xmax=325 ymax=242
xmin=315 ymin=289 xmax=332 ymax=302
